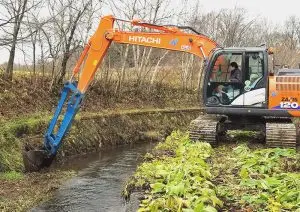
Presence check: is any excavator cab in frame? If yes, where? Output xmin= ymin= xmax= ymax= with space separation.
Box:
xmin=204 ymin=47 xmax=267 ymax=109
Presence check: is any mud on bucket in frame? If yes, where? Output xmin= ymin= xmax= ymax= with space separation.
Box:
xmin=22 ymin=144 xmax=54 ymax=172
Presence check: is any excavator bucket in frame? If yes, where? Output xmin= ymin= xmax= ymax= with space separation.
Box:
xmin=22 ymin=82 xmax=83 ymax=172
xmin=22 ymin=144 xmax=54 ymax=172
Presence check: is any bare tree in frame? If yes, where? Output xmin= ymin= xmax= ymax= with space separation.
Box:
xmin=0 ymin=0 xmax=40 ymax=80
xmin=47 ymin=0 xmax=96 ymax=86
xmin=190 ymin=7 xmax=256 ymax=47
xmin=41 ymin=24 xmax=62 ymax=79
xmin=150 ymin=50 xmax=169 ymax=85
xmin=108 ymin=0 xmax=181 ymax=92
xmin=284 ymin=16 xmax=300 ymax=50
xmin=26 ymin=12 xmax=41 ymax=76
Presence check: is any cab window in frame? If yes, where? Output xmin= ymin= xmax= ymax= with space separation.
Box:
xmin=245 ymin=52 xmax=264 ymax=89
xmin=210 ymin=52 xmax=242 ymax=82
xmin=206 ymin=52 xmax=243 ymax=106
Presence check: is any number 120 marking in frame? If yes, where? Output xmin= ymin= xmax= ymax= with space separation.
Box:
xmin=280 ymin=102 xmax=299 ymax=109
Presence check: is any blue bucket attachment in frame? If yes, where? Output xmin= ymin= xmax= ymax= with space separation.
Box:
xmin=23 ymin=81 xmax=84 ymax=172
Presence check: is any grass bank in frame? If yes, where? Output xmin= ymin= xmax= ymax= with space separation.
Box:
xmin=125 ymin=131 xmax=300 ymax=211
xmin=0 ymin=108 xmax=202 ymax=172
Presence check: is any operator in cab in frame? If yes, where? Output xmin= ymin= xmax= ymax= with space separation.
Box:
xmin=229 ymin=62 xmax=242 ymax=82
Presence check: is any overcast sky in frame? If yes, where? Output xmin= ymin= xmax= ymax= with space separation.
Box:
xmin=2 ymin=0 xmax=300 ymax=65
xmin=198 ymin=0 xmax=299 ymax=24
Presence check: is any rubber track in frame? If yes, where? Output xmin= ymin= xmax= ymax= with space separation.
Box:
xmin=266 ymin=122 xmax=297 ymax=148
xmin=189 ymin=116 xmax=218 ymax=145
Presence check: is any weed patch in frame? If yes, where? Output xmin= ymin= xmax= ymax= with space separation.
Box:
xmin=124 ymin=131 xmax=222 ymax=211
xmin=126 ymin=131 xmax=300 ymax=211
xmin=215 ymin=145 xmax=300 ymax=211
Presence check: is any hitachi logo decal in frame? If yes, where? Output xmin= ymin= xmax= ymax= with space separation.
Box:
xmin=128 ymin=36 xmax=161 ymax=44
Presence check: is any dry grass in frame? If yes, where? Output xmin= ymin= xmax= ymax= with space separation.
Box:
xmin=0 ymin=170 xmax=75 ymax=212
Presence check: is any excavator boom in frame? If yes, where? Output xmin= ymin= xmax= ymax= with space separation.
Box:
xmin=22 ymin=15 xmax=218 ymax=172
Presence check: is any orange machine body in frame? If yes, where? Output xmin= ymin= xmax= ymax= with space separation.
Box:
xmin=268 ymin=75 xmax=300 ymax=117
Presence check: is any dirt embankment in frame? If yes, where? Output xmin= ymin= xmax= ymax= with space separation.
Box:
xmin=24 ymin=108 xmax=203 ymax=165
xmin=0 ymin=170 xmax=75 ymax=211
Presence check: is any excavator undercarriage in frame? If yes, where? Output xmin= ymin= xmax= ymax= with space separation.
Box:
xmin=189 ymin=115 xmax=298 ymax=149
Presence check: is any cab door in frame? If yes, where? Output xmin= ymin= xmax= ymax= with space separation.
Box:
xmin=237 ymin=52 xmax=266 ymax=107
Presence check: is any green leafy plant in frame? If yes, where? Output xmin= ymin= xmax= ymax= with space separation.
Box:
xmin=126 ymin=131 xmax=300 ymax=211
xmin=217 ymin=144 xmax=300 ymax=211
xmin=125 ymin=131 xmax=223 ymax=211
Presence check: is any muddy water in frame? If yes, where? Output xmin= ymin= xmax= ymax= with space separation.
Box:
xmin=32 ymin=142 xmax=156 ymax=212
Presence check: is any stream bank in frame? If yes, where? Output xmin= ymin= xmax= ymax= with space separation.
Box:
xmin=0 ymin=107 xmax=202 ymax=172
xmin=0 ymin=108 xmax=202 ymax=211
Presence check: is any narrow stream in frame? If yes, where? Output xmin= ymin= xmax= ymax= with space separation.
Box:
xmin=32 ymin=141 xmax=156 ymax=212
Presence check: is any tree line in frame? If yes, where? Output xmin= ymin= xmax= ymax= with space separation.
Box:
xmin=1 ymin=0 xmax=300 ymax=92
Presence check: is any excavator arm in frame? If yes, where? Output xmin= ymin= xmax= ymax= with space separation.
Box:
xmin=23 ymin=15 xmax=218 ymax=172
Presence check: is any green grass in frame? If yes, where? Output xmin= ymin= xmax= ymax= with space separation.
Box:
xmin=0 ymin=171 xmax=24 ymax=181
xmin=0 ymin=130 xmax=23 ymax=172
xmin=0 ymin=113 xmax=51 ymax=172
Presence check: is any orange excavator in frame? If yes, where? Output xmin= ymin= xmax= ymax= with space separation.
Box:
xmin=23 ymin=15 xmax=300 ymax=171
